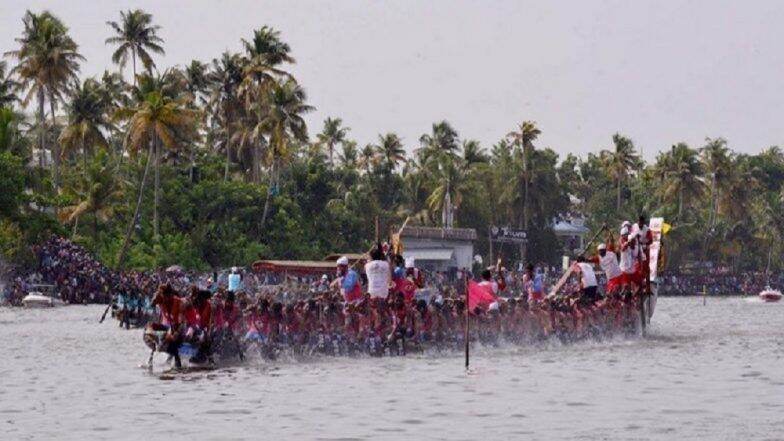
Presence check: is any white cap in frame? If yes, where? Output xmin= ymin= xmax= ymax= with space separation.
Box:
xmin=597 ymin=243 xmax=607 ymax=251
xmin=336 ymin=256 xmax=349 ymax=266
xmin=620 ymin=226 xmax=629 ymax=236
xmin=622 ymin=221 xmax=631 ymax=227
xmin=321 ymin=274 xmax=328 ymax=281
xmin=488 ymin=301 xmax=500 ymax=312
xmin=231 ymin=266 xmax=238 ymax=273
xmin=405 ymin=258 xmax=415 ymax=269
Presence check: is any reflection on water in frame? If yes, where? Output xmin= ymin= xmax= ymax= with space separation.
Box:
xmin=1 ymin=297 xmax=783 ymax=440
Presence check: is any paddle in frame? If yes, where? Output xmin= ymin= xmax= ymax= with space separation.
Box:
xmin=98 ymin=302 xmax=112 ymax=323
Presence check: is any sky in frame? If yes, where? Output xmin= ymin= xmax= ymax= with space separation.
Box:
xmin=2 ymin=0 xmax=784 ymax=160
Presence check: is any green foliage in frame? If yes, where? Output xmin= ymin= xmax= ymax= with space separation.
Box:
xmin=3 ymin=8 xmax=784 ymax=275
xmin=0 ymin=151 xmax=25 ymax=217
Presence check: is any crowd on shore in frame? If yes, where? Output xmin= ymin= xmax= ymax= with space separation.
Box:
xmin=1 ymin=235 xmax=778 ymax=308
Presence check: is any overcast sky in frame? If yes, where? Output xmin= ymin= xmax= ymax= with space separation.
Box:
xmin=3 ymin=0 xmax=783 ymax=160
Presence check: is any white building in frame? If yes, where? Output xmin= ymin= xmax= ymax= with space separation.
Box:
xmin=400 ymin=226 xmax=476 ymax=272
xmin=553 ymin=216 xmax=590 ymax=254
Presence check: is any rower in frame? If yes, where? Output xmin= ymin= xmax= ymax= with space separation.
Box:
xmin=523 ymin=263 xmax=545 ymax=303
xmin=631 ymin=215 xmax=653 ymax=292
xmin=365 ymin=243 xmax=391 ymax=299
xmin=333 ymin=256 xmax=363 ymax=304
xmin=589 ymin=242 xmax=623 ymax=296
xmin=405 ymin=258 xmax=425 ymax=289
xmin=572 ymin=255 xmax=600 ymax=307
xmin=479 ymin=269 xmax=499 ymax=295
xmin=150 ymin=284 xmax=184 ymax=368
xmin=619 ymin=232 xmax=643 ymax=293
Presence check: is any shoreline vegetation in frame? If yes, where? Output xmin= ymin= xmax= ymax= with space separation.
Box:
xmin=1 ymin=9 xmax=783 ymax=277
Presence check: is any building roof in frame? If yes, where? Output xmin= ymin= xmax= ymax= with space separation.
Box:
xmin=553 ymin=218 xmax=590 ymax=235
xmin=403 ymin=248 xmax=455 ymax=262
xmin=252 ymin=260 xmax=337 ymax=275
xmin=400 ymin=226 xmax=477 ymax=241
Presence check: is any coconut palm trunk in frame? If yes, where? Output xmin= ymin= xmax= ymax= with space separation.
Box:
xmin=48 ymin=94 xmax=60 ymax=193
xmin=153 ymin=137 xmax=160 ymax=239
xmin=617 ymin=177 xmax=622 ymax=211
xmin=37 ymin=89 xmax=45 ymax=169
xmin=131 ymin=47 xmax=137 ymax=87
xmin=260 ymin=159 xmax=276 ymax=228
xmin=521 ymin=146 xmax=530 ymax=264
xmin=117 ymin=144 xmax=153 ymax=269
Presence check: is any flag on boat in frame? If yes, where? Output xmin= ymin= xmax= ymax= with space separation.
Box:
xmin=468 ymin=280 xmax=497 ymax=312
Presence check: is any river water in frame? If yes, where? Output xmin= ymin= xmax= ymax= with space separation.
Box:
xmin=1 ymin=297 xmax=782 ymax=441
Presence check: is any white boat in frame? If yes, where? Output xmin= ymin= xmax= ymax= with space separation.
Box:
xmin=22 ymin=292 xmax=57 ymax=307
xmin=21 ymin=284 xmax=63 ymax=308
xmin=759 ymin=288 xmax=782 ymax=303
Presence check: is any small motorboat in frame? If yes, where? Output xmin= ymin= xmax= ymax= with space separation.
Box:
xmin=759 ymin=288 xmax=782 ymax=303
xmin=21 ymin=291 xmax=58 ymax=307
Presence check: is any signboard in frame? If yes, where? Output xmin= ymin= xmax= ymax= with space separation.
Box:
xmin=490 ymin=226 xmax=528 ymax=244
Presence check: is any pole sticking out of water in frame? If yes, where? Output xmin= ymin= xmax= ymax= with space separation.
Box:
xmin=464 ymin=271 xmax=470 ymax=370
xmin=703 ymin=285 xmax=707 ymax=306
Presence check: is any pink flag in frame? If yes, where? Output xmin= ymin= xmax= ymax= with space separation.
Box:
xmin=468 ymin=280 xmax=497 ymax=312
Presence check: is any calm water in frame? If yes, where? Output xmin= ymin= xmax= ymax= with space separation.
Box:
xmin=1 ymin=297 xmax=783 ymax=441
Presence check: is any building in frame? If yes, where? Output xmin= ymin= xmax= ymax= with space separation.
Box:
xmin=553 ymin=216 xmax=590 ymax=254
xmin=400 ymin=226 xmax=476 ymax=272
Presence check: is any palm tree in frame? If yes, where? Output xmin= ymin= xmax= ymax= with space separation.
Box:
xmin=462 ymin=139 xmax=488 ymax=166
xmin=182 ymin=60 xmax=209 ymax=179
xmin=337 ymin=139 xmax=358 ymax=169
xmin=183 ymin=60 xmax=209 ymax=105
xmin=257 ymin=79 xmax=314 ymax=227
xmin=426 ymin=151 xmax=466 ymax=228
xmin=6 ymin=10 xmax=84 ymax=192
xmin=60 ymin=150 xmax=123 ymax=243
xmin=59 ymin=78 xmax=111 ymax=168
xmin=105 ymin=9 xmax=164 ymax=84
xmin=656 ymin=142 xmax=705 ymax=219
xmin=375 ymin=132 xmax=406 ymax=170
xmin=506 ymin=120 xmax=541 ymax=263
xmin=241 ymin=26 xmax=294 ymax=67
xmin=317 ymin=117 xmax=349 ymax=166
xmin=601 ymin=133 xmax=640 ymax=211
xmin=418 ymin=120 xmax=459 ymax=161
xmin=358 ymin=143 xmax=377 ymax=174
xmin=206 ymin=52 xmax=244 ymax=181
xmin=0 ymin=61 xmax=20 ymax=107
xmin=115 ymin=90 xmax=196 ymax=266
xmin=700 ymin=137 xmax=731 ymax=227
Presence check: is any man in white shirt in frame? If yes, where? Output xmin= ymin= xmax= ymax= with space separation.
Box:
xmin=364 ymin=245 xmax=390 ymax=299
xmin=589 ymin=243 xmax=623 ymax=295
xmin=573 ymin=255 xmax=600 ymax=306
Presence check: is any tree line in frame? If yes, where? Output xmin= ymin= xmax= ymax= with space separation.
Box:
xmin=1 ymin=9 xmax=783 ymax=273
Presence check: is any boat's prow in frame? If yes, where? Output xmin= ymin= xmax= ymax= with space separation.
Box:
xmin=759 ymin=288 xmax=782 ymax=303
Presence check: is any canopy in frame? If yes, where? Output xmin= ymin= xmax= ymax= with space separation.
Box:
xmin=252 ymin=260 xmax=336 ymax=275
